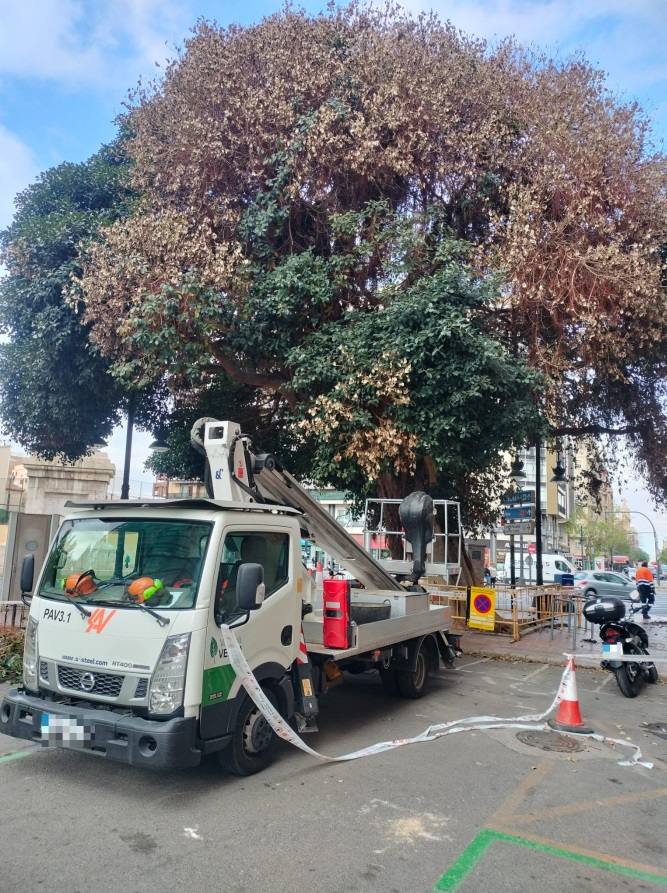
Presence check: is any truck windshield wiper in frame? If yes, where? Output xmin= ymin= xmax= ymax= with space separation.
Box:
xmin=92 ymin=598 xmax=169 ymax=628
xmin=62 ymin=592 xmax=91 ymax=618
xmin=129 ymin=600 xmax=170 ymax=628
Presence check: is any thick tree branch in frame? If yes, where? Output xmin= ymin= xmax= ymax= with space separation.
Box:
xmin=211 ymin=351 xmax=285 ymax=390
xmin=208 ymin=351 xmax=297 ymax=408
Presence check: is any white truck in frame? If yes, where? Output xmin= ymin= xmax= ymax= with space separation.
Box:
xmin=503 ymin=551 xmax=575 ymax=583
xmin=0 ymin=420 xmax=460 ymax=775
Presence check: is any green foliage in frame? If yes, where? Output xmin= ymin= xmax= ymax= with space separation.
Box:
xmin=146 ymin=377 xmax=314 ymax=484
xmin=566 ymin=509 xmax=647 ymax=565
xmin=0 ymin=143 xmax=162 ymax=460
xmin=0 ymin=629 xmax=24 ymax=683
xmin=118 ymin=195 xmax=541 ymax=526
xmin=76 ymin=8 xmax=667 ymax=509
xmin=289 ymin=252 xmax=543 ymax=525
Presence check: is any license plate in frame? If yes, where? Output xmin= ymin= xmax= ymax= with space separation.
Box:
xmin=40 ymin=713 xmax=92 ymax=747
xmin=602 ymin=643 xmax=623 ymax=657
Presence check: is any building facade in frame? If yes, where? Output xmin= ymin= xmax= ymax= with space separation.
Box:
xmin=491 ymin=444 xmax=575 ymax=580
xmin=152 ymin=475 xmax=208 ymax=500
xmin=0 ymin=446 xmax=115 ymax=601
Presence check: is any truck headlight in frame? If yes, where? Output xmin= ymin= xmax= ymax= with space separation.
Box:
xmin=23 ymin=616 xmax=39 ymax=692
xmin=148 ymin=633 xmax=191 ymax=715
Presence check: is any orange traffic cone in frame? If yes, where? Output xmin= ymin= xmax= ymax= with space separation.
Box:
xmin=548 ymin=657 xmax=593 ymax=734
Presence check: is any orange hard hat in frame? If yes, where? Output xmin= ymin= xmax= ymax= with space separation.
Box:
xmin=64 ymin=572 xmax=97 ymax=597
xmin=127 ymin=577 xmax=156 ymax=601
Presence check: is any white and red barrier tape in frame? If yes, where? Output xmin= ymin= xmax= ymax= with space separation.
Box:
xmin=567 ymin=652 xmax=667 ymax=664
xmin=219 ymin=627 xmax=654 ymax=770
xmin=295 ymin=625 xmax=309 ymax=665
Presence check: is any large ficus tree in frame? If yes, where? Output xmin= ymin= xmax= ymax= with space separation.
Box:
xmin=0 ymin=144 xmax=165 ymax=460
xmin=74 ymin=6 xmax=667 ymax=511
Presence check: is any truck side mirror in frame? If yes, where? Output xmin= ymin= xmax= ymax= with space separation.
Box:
xmin=236 ymin=563 xmax=265 ymax=611
xmin=21 ymin=554 xmax=35 ymax=603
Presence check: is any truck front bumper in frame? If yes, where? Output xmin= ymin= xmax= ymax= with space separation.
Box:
xmin=0 ymin=688 xmax=203 ymax=770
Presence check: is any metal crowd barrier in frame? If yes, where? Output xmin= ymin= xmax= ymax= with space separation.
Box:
xmin=0 ymin=601 xmax=29 ymax=630
xmin=428 ymin=584 xmax=581 ymax=642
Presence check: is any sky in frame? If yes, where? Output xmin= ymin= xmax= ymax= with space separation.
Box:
xmin=0 ymin=0 xmax=666 ymax=552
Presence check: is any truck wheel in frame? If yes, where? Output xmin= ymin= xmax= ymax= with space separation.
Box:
xmin=221 ymin=690 xmax=278 ymax=776
xmin=397 ymin=644 xmax=429 ymax=699
xmin=379 ymin=665 xmax=399 ymax=695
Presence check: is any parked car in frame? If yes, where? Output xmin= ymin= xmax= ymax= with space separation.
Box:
xmin=574 ymin=571 xmax=636 ymax=599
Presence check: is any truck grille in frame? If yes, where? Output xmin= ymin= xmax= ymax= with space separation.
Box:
xmin=57 ymin=665 xmax=124 ymax=698
xmin=134 ymin=678 xmax=148 ymax=698
xmin=39 ymin=660 xmax=49 ymax=681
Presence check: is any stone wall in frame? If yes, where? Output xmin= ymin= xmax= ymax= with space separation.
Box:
xmin=17 ymin=452 xmax=115 ymax=518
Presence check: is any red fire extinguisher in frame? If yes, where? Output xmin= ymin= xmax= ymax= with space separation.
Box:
xmin=322 ymin=578 xmax=351 ymax=649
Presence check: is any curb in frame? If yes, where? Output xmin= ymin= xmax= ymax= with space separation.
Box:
xmin=463 ymin=649 xmax=666 ymax=678
xmin=462 ymin=648 xmax=604 ymax=669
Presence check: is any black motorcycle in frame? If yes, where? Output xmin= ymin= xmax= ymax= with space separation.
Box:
xmin=583 ymin=596 xmax=659 ymax=698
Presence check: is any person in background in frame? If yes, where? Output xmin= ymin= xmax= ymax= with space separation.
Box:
xmin=483 ymin=566 xmax=492 ymax=586
xmin=635 ymin=561 xmax=655 ymax=620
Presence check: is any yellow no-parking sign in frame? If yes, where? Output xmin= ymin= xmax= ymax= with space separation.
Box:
xmin=468 ymin=586 xmax=496 ymax=630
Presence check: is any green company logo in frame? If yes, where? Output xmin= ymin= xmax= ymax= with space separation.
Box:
xmin=210 ymin=637 xmax=218 ymax=658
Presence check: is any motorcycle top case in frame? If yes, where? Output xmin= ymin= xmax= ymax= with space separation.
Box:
xmin=583 ymin=596 xmax=625 ymax=624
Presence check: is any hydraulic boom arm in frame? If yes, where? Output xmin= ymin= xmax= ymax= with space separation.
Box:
xmin=195 ymin=419 xmax=403 ymax=592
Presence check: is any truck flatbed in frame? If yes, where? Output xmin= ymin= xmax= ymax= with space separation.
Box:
xmin=303 ymin=602 xmax=451 ymax=660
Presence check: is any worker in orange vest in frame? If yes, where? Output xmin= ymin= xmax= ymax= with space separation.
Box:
xmin=635 ymin=561 xmax=655 ymax=620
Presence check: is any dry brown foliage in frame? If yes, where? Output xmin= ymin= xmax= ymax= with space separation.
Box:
xmin=74 ymin=4 xmax=667 ymax=496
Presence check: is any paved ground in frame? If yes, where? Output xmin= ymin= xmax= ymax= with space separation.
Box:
xmin=1 ymin=656 xmax=665 ymax=892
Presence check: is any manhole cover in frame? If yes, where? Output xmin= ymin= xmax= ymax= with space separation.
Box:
xmin=516 ymin=731 xmax=586 ymax=753
xmin=642 ymin=722 xmax=667 ymax=741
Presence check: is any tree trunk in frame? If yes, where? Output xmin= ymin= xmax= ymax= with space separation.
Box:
xmin=376 ymin=470 xmax=412 ymax=559
xmin=459 ymin=540 xmax=478 ymax=587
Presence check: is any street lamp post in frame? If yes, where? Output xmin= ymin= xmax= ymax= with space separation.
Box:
xmin=509 ymin=455 xmax=527 ymax=589
xmin=534 ymin=437 xmax=543 ymax=586
xmin=120 ymin=394 xmax=136 ymax=500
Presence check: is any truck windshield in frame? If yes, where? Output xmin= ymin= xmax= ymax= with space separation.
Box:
xmin=39 ymin=518 xmax=212 ymax=610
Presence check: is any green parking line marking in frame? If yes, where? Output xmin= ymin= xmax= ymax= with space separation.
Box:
xmin=0 ymin=748 xmax=36 ymax=765
xmin=433 ymin=829 xmax=495 ymax=890
xmin=434 ymin=829 xmax=667 ymax=891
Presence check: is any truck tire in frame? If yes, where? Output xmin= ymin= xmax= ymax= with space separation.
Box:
xmin=396 ymin=643 xmax=429 ymax=699
xmin=220 ymin=690 xmax=278 ymax=776
xmin=379 ymin=665 xmax=399 ymax=695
